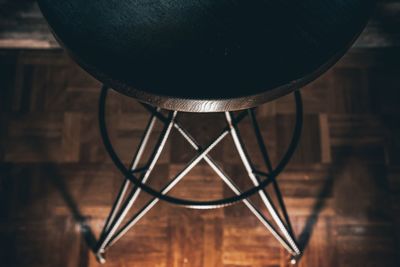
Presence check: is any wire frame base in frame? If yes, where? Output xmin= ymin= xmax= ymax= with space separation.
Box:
xmin=95 ymin=86 xmax=304 ymax=264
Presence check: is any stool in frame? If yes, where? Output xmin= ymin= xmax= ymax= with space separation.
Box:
xmin=38 ymin=0 xmax=375 ymax=264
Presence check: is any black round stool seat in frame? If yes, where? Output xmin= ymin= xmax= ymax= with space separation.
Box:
xmin=38 ymin=0 xmax=374 ymax=112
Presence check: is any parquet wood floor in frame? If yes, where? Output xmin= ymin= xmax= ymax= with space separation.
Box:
xmin=0 ymin=48 xmax=399 ymax=267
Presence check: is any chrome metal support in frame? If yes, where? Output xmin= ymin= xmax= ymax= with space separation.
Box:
xmin=225 ymin=112 xmax=301 ymax=256
xmin=249 ymin=108 xmax=295 ymax=236
xmin=147 ymin=107 xmax=299 ymax=253
xmin=95 ymin=89 xmax=303 ymax=264
xmin=171 ymin=118 xmax=296 ymax=255
xmin=105 ymin=128 xmax=229 ymax=248
xmin=101 ymin=111 xmax=158 ymax=235
xmin=95 ymin=111 xmax=177 ymax=261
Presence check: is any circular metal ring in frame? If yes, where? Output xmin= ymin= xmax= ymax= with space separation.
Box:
xmin=99 ymin=86 xmax=303 ymax=208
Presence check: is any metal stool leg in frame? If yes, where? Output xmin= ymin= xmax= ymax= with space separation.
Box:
xmin=147 ymin=107 xmax=300 ymax=255
xmin=102 ymin=109 xmax=297 ymax=256
xmin=225 ymin=112 xmax=301 ymax=258
xmin=100 ymin=110 xmax=158 ymax=236
xmin=249 ymin=109 xmax=295 ymax=236
xmin=95 ymin=110 xmax=177 ymax=262
xmin=95 ymin=88 xmax=303 ymax=264
xmin=104 ymin=124 xmax=230 ymax=249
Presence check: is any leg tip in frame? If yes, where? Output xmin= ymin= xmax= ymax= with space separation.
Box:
xmin=290 ymin=254 xmax=302 ymax=265
xmin=96 ymin=252 xmax=106 ymax=264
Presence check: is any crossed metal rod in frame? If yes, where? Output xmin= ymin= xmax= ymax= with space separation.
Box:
xmin=248 ymin=108 xmax=295 ymax=236
xmin=95 ymin=103 xmax=301 ymax=263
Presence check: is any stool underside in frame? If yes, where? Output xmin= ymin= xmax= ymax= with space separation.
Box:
xmin=38 ymin=0 xmax=375 ymax=111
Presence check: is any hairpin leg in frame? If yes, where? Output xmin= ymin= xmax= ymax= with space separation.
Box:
xmin=170 ymin=116 xmax=298 ymax=255
xmin=96 ymin=87 xmax=303 ymax=264
xmin=103 ymin=126 xmax=230 ymax=249
xmin=225 ymin=112 xmax=301 ymax=256
xmin=100 ymin=110 xmax=158 ymax=236
xmin=95 ymin=111 xmax=177 ymax=262
xmin=249 ymin=108 xmax=295 ymax=236
xmin=102 ymin=108 xmax=297 ymax=256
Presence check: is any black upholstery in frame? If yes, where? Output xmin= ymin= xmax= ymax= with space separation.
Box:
xmin=38 ymin=0 xmax=375 ymax=109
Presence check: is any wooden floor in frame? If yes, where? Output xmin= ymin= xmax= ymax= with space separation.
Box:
xmin=0 ymin=48 xmax=400 ymax=267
